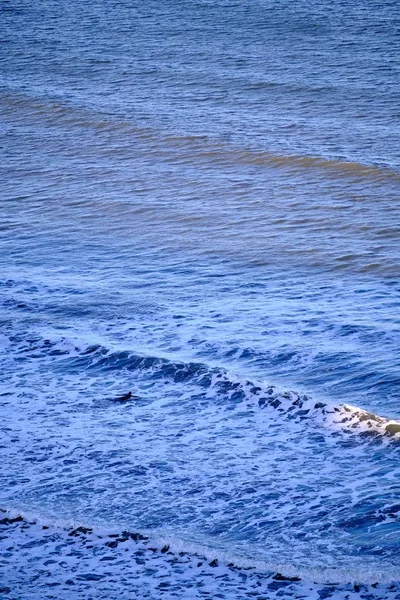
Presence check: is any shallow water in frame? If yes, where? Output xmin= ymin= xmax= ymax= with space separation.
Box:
xmin=1 ymin=0 xmax=399 ymax=590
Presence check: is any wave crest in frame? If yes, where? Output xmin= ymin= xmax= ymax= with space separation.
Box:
xmin=16 ymin=334 xmax=400 ymax=443
xmin=1 ymin=508 xmax=400 ymax=589
xmin=2 ymin=89 xmax=399 ymax=184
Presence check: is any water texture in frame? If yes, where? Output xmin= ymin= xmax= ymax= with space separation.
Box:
xmin=1 ymin=0 xmax=399 ymax=594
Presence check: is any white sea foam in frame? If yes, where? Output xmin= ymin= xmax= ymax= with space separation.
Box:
xmin=1 ymin=329 xmax=400 ymax=584
xmin=1 ymin=508 xmax=400 ymax=593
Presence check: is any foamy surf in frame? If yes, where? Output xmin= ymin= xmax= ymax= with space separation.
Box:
xmin=1 ymin=508 xmax=399 ymax=599
xmin=8 ymin=330 xmax=400 ymax=443
xmin=2 ymin=326 xmax=400 ymax=580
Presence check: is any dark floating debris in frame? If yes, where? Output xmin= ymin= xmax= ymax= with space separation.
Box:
xmin=0 ymin=515 xmax=23 ymax=526
xmin=112 ymin=391 xmax=140 ymax=402
xmin=209 ymin=559 xmax=219 ymax=567
xmin=273 ymin=572 xmax=301 ymax=582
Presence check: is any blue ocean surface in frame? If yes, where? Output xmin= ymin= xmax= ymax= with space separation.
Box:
xmin=1 ymin=0 xmax=400 ymax=592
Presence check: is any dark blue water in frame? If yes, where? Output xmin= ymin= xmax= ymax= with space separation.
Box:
xmin=1 ymin=0 xmax=400 ymax=584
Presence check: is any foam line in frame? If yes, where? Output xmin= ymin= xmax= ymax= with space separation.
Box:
xmin=18 ymin=333 xmax=400 ymax=443
xmin=1 ymin=508 xmax=400 ymax=598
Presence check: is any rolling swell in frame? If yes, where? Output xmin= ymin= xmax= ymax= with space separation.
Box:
xmin=15 ymin=334 xmax=400 ymax=443
xmin=2 ymin=89 xmax=400 ymax=184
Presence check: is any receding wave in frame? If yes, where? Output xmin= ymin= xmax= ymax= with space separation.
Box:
xmin=1 ymin=508 xmax=400 ymax=590
xmin=16 ymin=334 xmax=400 ymax=443
xmin=1 ymin=88 xmax=399 ymax=184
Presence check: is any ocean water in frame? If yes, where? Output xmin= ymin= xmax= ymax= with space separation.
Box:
xmin=1 ymin=0 xmax=400 ymax=595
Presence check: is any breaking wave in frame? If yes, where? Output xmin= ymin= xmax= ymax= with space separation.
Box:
xmin=11 ymin=333 xmax=400 ymax=443
xmin=1 ymin=508 xmax=400 ymax=588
